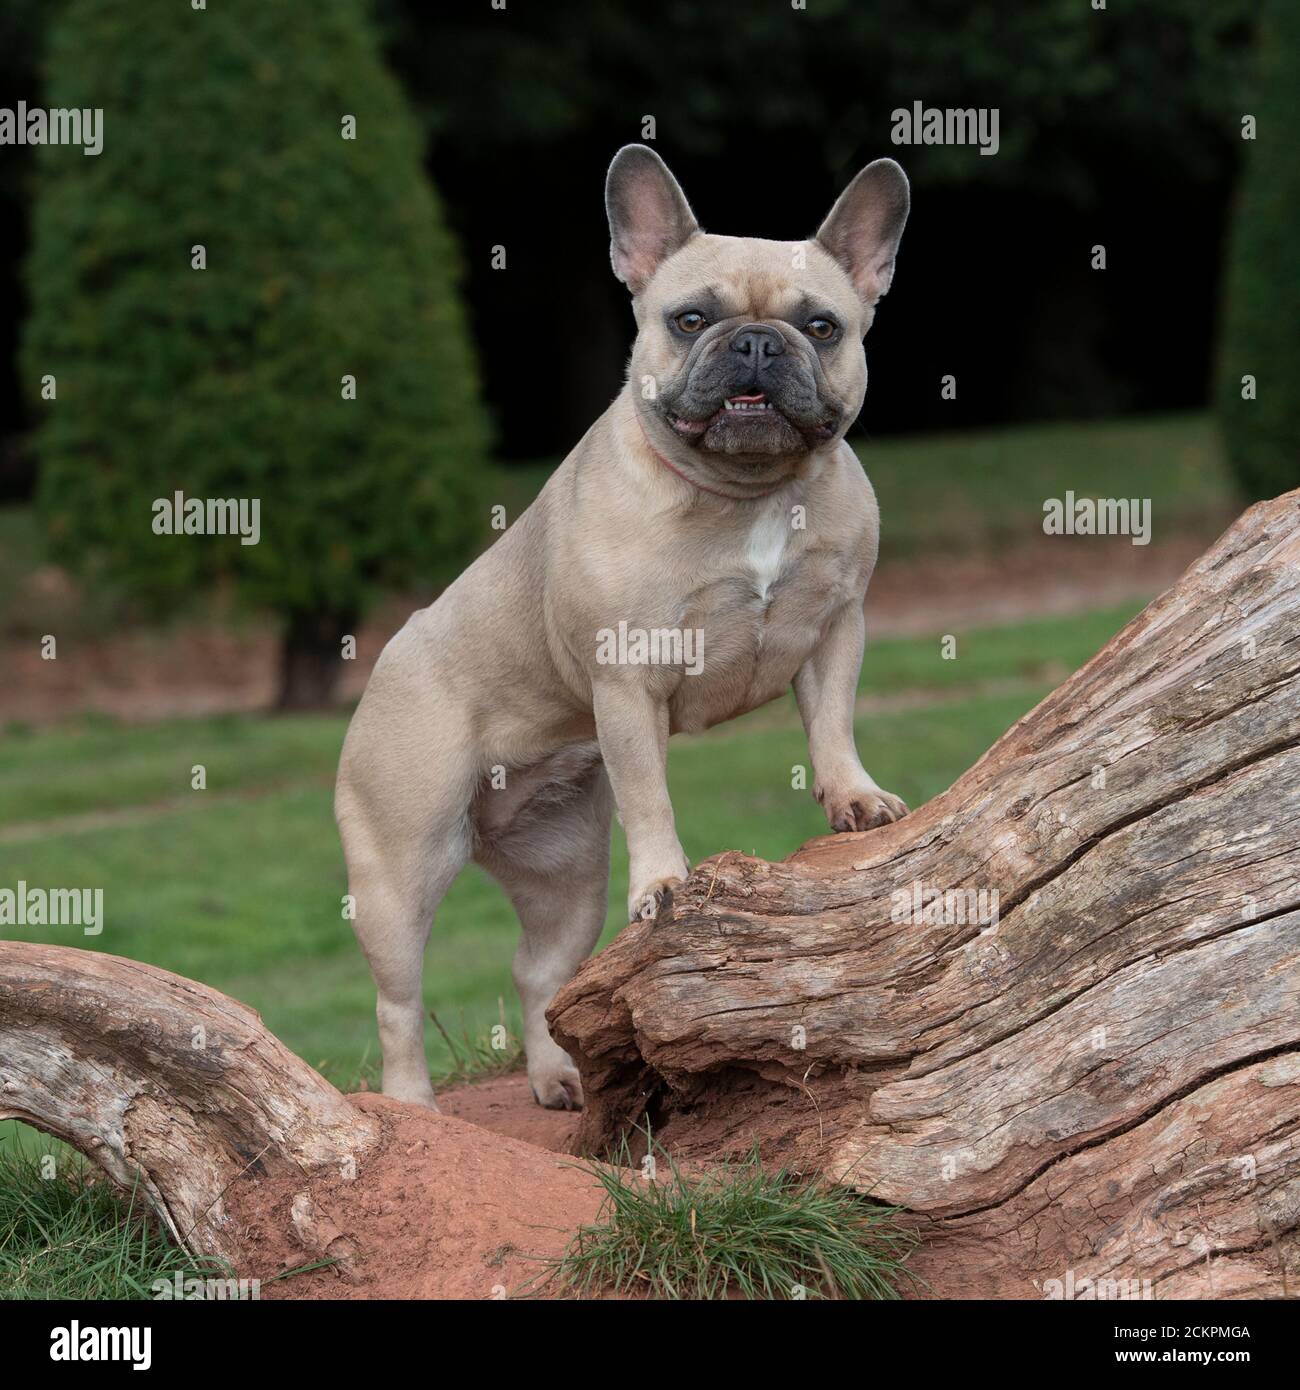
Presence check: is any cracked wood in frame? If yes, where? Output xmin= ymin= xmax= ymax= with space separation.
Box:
xmin=549 ymin=490 xmax=1300 ymax=1298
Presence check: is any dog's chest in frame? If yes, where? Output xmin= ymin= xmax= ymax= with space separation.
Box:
xmin=742 ymin=507 xmax=790 ymax=602
xmin=669 ymin=504 xmax=858 ymax=731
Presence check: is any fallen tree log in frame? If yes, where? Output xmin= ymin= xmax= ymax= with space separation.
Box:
xmin=0 ymin=946 xmax=379 ymax=1268
xmin=0 ymin=945 xmax=604 ymax=1295
xmin=550 ymin=490 xmax=1300 ymax=1299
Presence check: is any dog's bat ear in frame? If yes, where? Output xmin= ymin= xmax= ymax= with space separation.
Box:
xmin=605 ymin=145 xmax=699 ymax=295
xmin=814 ymin=159 xmax=910 ymax=305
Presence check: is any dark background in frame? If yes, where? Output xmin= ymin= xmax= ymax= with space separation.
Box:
xmin=371 ymin=0 xmax=1253 ymax=457
xmin=0 ymin=0 xmax=1255 ymax=486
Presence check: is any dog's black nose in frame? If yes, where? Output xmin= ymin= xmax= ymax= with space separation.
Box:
xmin=729 ymin=323 xmax=785 ymax=360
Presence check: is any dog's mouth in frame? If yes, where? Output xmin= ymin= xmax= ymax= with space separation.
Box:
xmin=669 ymin=393 xmax=773 ymax=435
xmin=669 ymin=393 xmax=836 ymax=446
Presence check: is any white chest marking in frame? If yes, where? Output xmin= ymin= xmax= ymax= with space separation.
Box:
xmin=745 ymin=503 xmax=790 ymax=601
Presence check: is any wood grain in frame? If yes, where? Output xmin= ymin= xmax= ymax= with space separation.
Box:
xmin=550 ymin=490 xmax=1300 ymax=1298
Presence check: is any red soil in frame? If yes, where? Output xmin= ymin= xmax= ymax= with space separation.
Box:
xmin=233 ymin=1089 xmax=605 ymax=1301
xmin=437 ymin=1072 xmax=582 ymax=1155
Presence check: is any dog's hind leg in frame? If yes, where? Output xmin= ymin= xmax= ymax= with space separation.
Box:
xmin=476 ymin=761 xmax=612 ymax=1110
xmin=336 ymin=719 xmax=477 ymax=1110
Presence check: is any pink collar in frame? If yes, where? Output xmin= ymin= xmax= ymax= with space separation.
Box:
xmin=637 ymin=417 xmax=781 ymax=501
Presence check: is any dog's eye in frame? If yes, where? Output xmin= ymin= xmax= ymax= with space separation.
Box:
xmin=805 ymin=318 xmax=837 ymax=341
xmin=674 ymin=311 xmax=707 ymax=334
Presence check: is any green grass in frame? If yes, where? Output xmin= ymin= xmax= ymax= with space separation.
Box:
xmin=0 ymin=1138 xmax=228 ymax=1300
xmin=496 ymin=412 xmax=1236 ymax=565
xmin=543 ymin=1140 xmax=917 ymax=1300
xmin=0 ymin=603 xmax=1141 ymax=831
xmin=0 ymin=602 xmax=1142 ymax=1145
xmin=0 ymin=695 xmax=1024 ymax=1086
xmin=863 ymin=412 xmax=1233 ymax=559
xmin=870 ymin=602 xmax=1132 ymax=697
xmin=0 ymin=599 xmax=1149 ymax=1298
xmin=0 ymin=604 xmax=1144 ymax=1086
xmin=0 ymin=709 xmax=343 ymax=825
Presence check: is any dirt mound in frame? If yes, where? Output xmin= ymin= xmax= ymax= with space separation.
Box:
xmin=436 ymin=1072 xmax=582 ymax=1154
xmin=229 ymin=1094 xmax=605 ymax=1300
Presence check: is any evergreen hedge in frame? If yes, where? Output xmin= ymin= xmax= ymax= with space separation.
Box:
xmin=1217 ymin=0 xmax=1299 ymax=501
xmin=23 ymin=0 xmax=489 ymax=693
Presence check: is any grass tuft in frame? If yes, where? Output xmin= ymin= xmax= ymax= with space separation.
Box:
xmin=547 ymin=1138 xmax=918 ymax=1300
xmin=0 ymin=1138 xmax=224 ymax=1300
xmin=428 ymin=1002 xmax=525 ymax=1088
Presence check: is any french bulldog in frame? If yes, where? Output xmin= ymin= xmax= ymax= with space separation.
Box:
xmin=336 ymin=145 xmax=911 ymax=1111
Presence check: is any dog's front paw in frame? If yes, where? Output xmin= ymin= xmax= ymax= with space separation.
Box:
xmin=529 ymin=1060 xmax=584 ymax=1112
xmin=627 ymin=874 xmax=685 ymax=924
xmin=816 ymin=782 xmax=909 ymax=833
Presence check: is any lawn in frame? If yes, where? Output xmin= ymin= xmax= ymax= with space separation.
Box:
xmin=0 ymin=596 xmax=1176 ymax=1299
xmin=2 ymin=602 xmax=1145 ymax=1297
xmin=0 ymin=407 xmax=1230 ymax=1295
xmin=0 ymin=601 xmax=1143 ymax=1110
xmin=498 ymin=411 xmax=1236 ymax=564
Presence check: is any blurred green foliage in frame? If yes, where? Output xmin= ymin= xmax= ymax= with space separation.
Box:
xmin=382 ymin=0 xmax=1255 ymax=203
xmin=1217 ymin=0 xmax=1300 ymax=501
xmin=22 ymin=0 xmax=489 ymax=626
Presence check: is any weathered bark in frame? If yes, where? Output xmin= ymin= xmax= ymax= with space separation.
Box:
xmin=0 ymin=945 xmax=380 ymax=1268
xmin=550 ymin=491 xmax=1300 ymax=1298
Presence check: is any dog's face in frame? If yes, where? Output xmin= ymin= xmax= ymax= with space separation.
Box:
xmin=606 ymin=146 xmax=909 ymax=482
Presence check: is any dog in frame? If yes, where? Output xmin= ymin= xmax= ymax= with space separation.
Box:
xmin=336 ymin=145 xmax=911 ymax=1111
